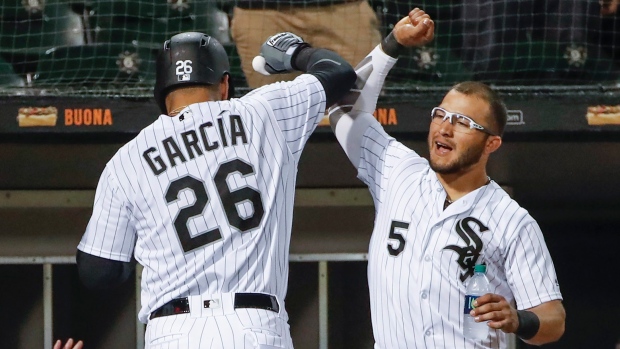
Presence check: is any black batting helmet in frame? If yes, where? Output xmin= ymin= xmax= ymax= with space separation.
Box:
xmin=154 ymin=32 xmax=230 ymax=114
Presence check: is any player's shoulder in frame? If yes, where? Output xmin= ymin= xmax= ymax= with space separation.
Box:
xmin=243 ymin=74 xmax=323 ymax=101
xmin=484 ymin=183 xmax=536 ymax=224
xmin=104 ymin=137 xmax=141 ymax=176
xmin=484 ymin=182 xmax=521 ymax=206
xmin=112 ymin=116 xmax=164 ymax=160
xmin=386 ymin=140 xmax=427 ymax=171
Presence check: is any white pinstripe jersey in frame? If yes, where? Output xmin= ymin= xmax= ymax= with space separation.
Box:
xmin=330 ymin=45 xmax=562 ymax=349
xmin=78 ymin=74 xmax=326 ymax=323
xmin=358 ymin=118 xmax=562 ymax=349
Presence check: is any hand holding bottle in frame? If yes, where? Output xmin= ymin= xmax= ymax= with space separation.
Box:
xmin=465 ymin=264 xmax=520 ymax=337
xmin=470 ymin=292 xmax=520 ymax=334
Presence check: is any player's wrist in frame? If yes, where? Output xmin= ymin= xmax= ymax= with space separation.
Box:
xmin=290 ymin=43 xmax=312 ymax=71
xmin=256 ymin=32 xmax=311 ymax=74
xmin=515 ymin=310 xmax=540 ymax=340
xmin=381 ymin=32 xmax=406 ymax=58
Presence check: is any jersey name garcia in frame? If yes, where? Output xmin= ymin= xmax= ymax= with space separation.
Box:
xmin=78 ymin=75 xmax=326 ymax=323
xmin=142 ymin=112 xmax=249 ymax=176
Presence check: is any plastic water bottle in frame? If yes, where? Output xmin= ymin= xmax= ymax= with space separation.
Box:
xmin=463 ymin=264 xmax=490 ymax=340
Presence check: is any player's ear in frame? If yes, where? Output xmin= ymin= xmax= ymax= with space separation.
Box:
xmin=485 ymin=135 xmax=502 ymax=154
xmin=220 ymin=74 xmax=230 ymax=100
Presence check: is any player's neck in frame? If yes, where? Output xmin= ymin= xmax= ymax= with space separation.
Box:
xmin=166 ymin=88 xmax=217 ymax=116
xmin=438 ymin=167 xmax=490 ymax=203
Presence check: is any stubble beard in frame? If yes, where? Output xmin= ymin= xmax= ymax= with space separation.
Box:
xmin=429 ymin=139 xmax=487 ymax=175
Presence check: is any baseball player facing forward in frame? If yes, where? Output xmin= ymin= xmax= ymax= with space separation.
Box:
xmin=328 ymin=8 xmax=566 ymax=348
xmin=76 ymin=32 xmax=355 ymax=348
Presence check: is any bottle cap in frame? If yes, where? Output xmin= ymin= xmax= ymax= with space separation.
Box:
xmin=474 ymin=264 xmax=486 ymax=273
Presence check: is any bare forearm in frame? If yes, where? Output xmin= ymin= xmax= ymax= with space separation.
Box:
xmin=521 ymin=300 xmax=566 ymax=345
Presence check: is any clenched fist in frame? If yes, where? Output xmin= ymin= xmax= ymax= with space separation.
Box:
xmin=392 ymin=8 xmax=435 ymax=48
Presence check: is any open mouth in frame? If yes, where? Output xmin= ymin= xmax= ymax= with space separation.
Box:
xmin=435 ymin=141 xmax=453 ymax=154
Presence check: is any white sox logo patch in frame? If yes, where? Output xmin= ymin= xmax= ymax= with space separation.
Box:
xmin=176 ymin=60 xmax=193 ymax=81
xmin=443 ymin=217 xmax=489 ymax=282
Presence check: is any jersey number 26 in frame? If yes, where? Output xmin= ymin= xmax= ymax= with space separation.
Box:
xmin=165 ymin=159 xmax=265 ymax=253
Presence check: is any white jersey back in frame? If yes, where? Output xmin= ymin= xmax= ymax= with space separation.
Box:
xmin=358 ymin=123 xmax=562 ymax=348
xmin=78 ymin=74 xmax=326 ymax=323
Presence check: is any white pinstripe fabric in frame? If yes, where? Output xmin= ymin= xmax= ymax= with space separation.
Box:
xmin=360 ymin=129 xmax=562 ymax=348
xmin=145 ymin=306 xmax=291 ymax=348
xmin=78 ymin=74 xmax=326 ymax=348
xmin=331 ymin=46 xmax=562 ymax=349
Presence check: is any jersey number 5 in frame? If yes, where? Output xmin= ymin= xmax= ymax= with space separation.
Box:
xmin=387 ymin=220 xmax=409 ymax=256
xmin=165 ymin=159 xmax=265 ymax=253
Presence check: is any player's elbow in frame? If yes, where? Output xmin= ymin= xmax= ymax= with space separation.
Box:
xmin=554 ymin=321 xmax=566 ymax=343
xmin=547 ymin=307 xmax=566 ymax=343
xmin=342 ymin=65 xmax=357 ymax=86
xmin=340 ymin=65 xmax=357 ymax=95
xmin=526 ymin=324 xmax=565 ymax=346
xmin=544 ymin=302 xmax=566 ymax=343
xmin=323 ymin=65 xmax=356 ymax=107
xmin=525 ymin=303 xmax=566 ymax=345
xmin=76 ymin=250 xmax=135 ymax=290
xmin=305 ymin=48 xmax=356 ymax=107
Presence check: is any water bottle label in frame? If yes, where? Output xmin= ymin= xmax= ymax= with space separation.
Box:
xmin=464 ymin=295 xmax=479 ymax=314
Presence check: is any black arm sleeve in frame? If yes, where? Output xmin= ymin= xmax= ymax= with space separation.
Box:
xmin=292 ymin=47 xmax=357 ymax=107
xmin=76 ymin=249 xmax=135 ymax=290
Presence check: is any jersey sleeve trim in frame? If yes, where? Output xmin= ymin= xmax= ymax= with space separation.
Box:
xmin=77 ymin=243 xmax=133 ymax=263
xmin=517 ymin=293 xmax=564 ymax=310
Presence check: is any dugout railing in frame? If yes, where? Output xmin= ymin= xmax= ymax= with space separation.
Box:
xmin=0 ymin=255 xmax=521 ymax=349
xmin=0 ymin=189 xmax=519 ymax=349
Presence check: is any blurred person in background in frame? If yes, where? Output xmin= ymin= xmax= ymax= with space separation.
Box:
xmin=230 ymin=0 xmax=381 ymax=87
xmin=600 ymin=0 xmax=619 ymax=15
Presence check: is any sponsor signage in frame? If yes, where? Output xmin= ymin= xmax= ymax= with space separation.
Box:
xmin=0 ymin=97 xmax=158 ymax=136
xmin=506 ymin=110 xmax=525 ymax=126
xmin=586 ymin=105 xmax=620 ymax=125
xmin=1 ymin=94 xmax=619 ymax=138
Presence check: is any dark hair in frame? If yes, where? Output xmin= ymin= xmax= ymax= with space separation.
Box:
xmin=451 ymin=81 xmax=507 ymax=136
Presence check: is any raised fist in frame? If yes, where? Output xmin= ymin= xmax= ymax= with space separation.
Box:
xmin=393 ymin=8 xmax=435 ymax=48
xmin=252 ymin=32 xmax=310 ymax=75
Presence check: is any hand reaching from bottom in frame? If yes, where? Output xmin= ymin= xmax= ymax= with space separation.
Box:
xmin=54 ymin=338 xmax=84 ymax=349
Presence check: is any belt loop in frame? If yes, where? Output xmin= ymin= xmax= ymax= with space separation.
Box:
xmin=222 ymin=292 xmax=236 ymax=315
xmin=188 ymin=295 xmax=204 ymax=319
xmin=273 ymin=294 xmax=281 ymax=315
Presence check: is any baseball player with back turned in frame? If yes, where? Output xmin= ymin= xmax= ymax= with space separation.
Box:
xmin=75 ymin=32 xmax=356 ymax=348
xmin=326 ymin=8 xmax=566 ymax=348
